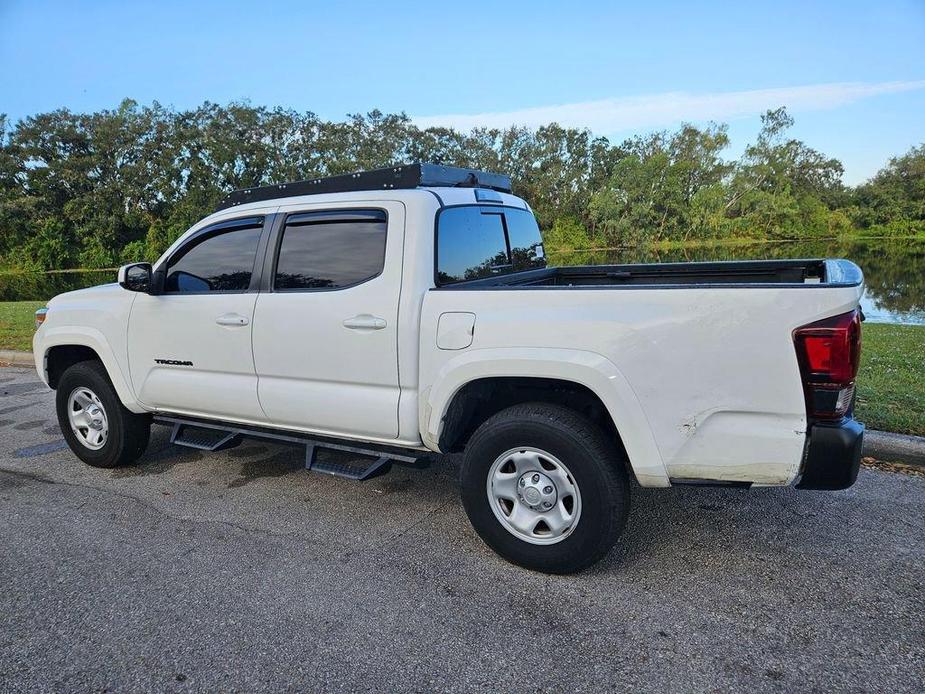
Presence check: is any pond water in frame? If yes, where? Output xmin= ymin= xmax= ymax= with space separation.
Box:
xmin=552 ymin=237 xmax=925 ymax=325
xmin=1 ymin=238 xmax=923 ymax=325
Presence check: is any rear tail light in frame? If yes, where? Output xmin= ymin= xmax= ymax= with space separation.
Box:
xmin=793 ymin=309 xmax=862 ymax=420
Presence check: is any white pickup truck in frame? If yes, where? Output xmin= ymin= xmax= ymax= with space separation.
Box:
xmin=33 ymin=163 xmax=865 ymax=573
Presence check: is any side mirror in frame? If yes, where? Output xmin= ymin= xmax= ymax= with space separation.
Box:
xmin=118 ymin=262 xmax=153 ymax=293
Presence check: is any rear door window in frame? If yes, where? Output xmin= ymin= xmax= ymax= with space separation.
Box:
xmin=274 ymin=209 xmax=387 ymax=290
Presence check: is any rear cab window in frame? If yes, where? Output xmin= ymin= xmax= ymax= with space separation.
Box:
xmin=436 ymin=205 xmax=546 ymax=285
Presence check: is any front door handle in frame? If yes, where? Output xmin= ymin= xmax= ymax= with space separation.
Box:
xmin=215 ymin=313 xmax=249 ymax=327
xmin=343 ymin=314 xmax=387 ymax=330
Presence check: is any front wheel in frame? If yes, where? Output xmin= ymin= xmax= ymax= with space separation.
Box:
xmin=56 ymin=360 xmax=151 ymax=468
xmin=460 ymin=403 xmax=630 ymax=574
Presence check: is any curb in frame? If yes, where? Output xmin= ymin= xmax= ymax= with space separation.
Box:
xmin=1 ymin=348 xmax=923 ymax=467
xmin=863 ymin=430 xmax=925 ymax=467
xmin=0 ymin=350 xmax=34 ymax=367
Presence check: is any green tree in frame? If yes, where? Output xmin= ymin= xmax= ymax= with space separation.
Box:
xmin=725 ymin=108 xmax=847 ymax=238
xmin=852 ymin=144 xmax=925 ymax=233
xmin=0 ymin=101 xmax=921 ymax=269
xmin=588 ymin=123 xmax=728 ymax=244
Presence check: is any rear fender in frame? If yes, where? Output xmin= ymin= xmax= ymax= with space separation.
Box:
xmin=422 ymin=347 xmax=670 ymax=487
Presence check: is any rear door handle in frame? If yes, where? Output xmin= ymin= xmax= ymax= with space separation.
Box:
xmin=215 ymin=313 xmax=249 ymax=327
xmin=343 ymin=314 xmax=386 ymax=330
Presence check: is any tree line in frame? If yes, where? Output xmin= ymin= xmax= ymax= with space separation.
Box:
xmin=0 ymin=99 xmax=922 ymax=270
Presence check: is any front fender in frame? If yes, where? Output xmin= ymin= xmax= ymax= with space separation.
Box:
xmin=35 ymin=326 xmax=146 ymax=414
xmin=422 ymin=347 xmax=670 ymax=488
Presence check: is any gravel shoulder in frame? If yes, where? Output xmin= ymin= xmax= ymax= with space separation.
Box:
xmin=1 ymin=367 xmax=923 ymax=692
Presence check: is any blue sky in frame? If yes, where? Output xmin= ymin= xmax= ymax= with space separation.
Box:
xmin=2 ymin=0 xmax=924 ymax=184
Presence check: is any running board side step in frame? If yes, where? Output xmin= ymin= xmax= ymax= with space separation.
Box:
xmin=170 ymin=421 xmax=242 ymax=452
xmin=156 ymin=415 xmax=423 ymax=481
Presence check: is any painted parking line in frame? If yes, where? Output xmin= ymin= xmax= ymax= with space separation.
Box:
xmin=13 ymin=440 xmax=69 ymax=458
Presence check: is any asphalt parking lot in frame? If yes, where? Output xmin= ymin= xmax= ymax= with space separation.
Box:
xmin=1 ymin=367 xmax=923 ymax=692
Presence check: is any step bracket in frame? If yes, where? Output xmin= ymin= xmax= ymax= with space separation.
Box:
xmin=157 ymin=415 xmax=422 ymax=481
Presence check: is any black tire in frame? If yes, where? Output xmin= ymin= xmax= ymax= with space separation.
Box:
xmin=56 ymin=360 xmax=151 ymax=468
xmin=460 ymin=403 xmax=629 ymax=574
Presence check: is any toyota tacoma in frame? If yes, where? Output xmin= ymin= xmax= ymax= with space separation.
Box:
xmin=32 ymin=163 xmax=865 ymax=573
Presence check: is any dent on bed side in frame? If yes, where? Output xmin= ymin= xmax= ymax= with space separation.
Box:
xmin=668 ymin=463 xmax=793 ymax=485
xmin=668 ymin=409 xmax=805 ymax=485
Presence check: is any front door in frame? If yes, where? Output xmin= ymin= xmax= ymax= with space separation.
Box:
xmin=127 ymin=215 xmax=270 ymax=422
xmin=251 ymin=203 xmax=404 ymax=439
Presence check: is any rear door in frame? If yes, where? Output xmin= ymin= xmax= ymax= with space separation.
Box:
xmin=127 ymin=215 xmax=271 ymax=421
xmin=251 ymin=202 xmax=404 ymax=439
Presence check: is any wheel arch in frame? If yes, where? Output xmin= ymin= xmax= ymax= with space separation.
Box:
xmin=38 ymin=327 xmax=145 ymax=413
xmin=421 ymin=348 xmax=670 ymax=487
xmin=46 ymin=344 xmax=100 ymax=388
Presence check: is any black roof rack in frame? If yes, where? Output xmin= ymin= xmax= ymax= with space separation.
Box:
xmin=214 ymin=162 xmax=512 ymax=211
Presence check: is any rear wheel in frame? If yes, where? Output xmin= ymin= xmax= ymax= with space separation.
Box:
xmin=460 ymin=403 xmax=629 ymax=574
xmin=56 ymin=360 xmax=151 ymax=468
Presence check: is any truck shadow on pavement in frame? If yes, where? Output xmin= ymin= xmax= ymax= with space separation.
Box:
xmin=3 ymin=375 xmax=907 ymax=579
xmin=99 ymin=424 xmax=874 ymax=574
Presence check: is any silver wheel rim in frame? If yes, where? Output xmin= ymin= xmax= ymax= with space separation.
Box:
xmin=67 ymin=387 xmax=109 ymax=450
xmin=486 ymin=447 xmax=582 ymax=545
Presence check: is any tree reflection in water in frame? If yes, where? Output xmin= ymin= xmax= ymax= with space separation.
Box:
xmin=552 ymin=237 xmax=925 ymax=325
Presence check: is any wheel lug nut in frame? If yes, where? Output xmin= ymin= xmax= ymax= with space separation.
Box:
xmin=532 ymin=474 xmax=540 ymax=483
xmin=519 ymin=478 xmax=525 ymax=486
xmin=543 ymin=486 xmax=553 ymax=494
xmin=543 ymin=501 xmax=552 ymax=508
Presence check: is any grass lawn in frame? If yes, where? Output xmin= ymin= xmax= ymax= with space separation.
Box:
xmin=855 ymin=322 xmax=925 ymax=437
xmin=0 ymin=301 xmax=922 ymax=436
xmin=0 ymin=301 xmax=45 ymax=352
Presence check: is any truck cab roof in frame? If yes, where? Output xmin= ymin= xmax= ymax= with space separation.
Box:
xmin=214 ymin=162 xmax=528 ymax=213
xmin=206 ymin=185 xmax=529 ymax=219
xmin=158 ymin=165 xmax=531 ymax=276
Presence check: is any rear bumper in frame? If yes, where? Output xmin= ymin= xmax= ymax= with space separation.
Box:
xmin=796 ymin=418 xmax=864 ymax=490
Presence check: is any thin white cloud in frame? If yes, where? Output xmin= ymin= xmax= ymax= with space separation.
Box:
xmin=413 ymin=80 xmax=925 ymax=133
